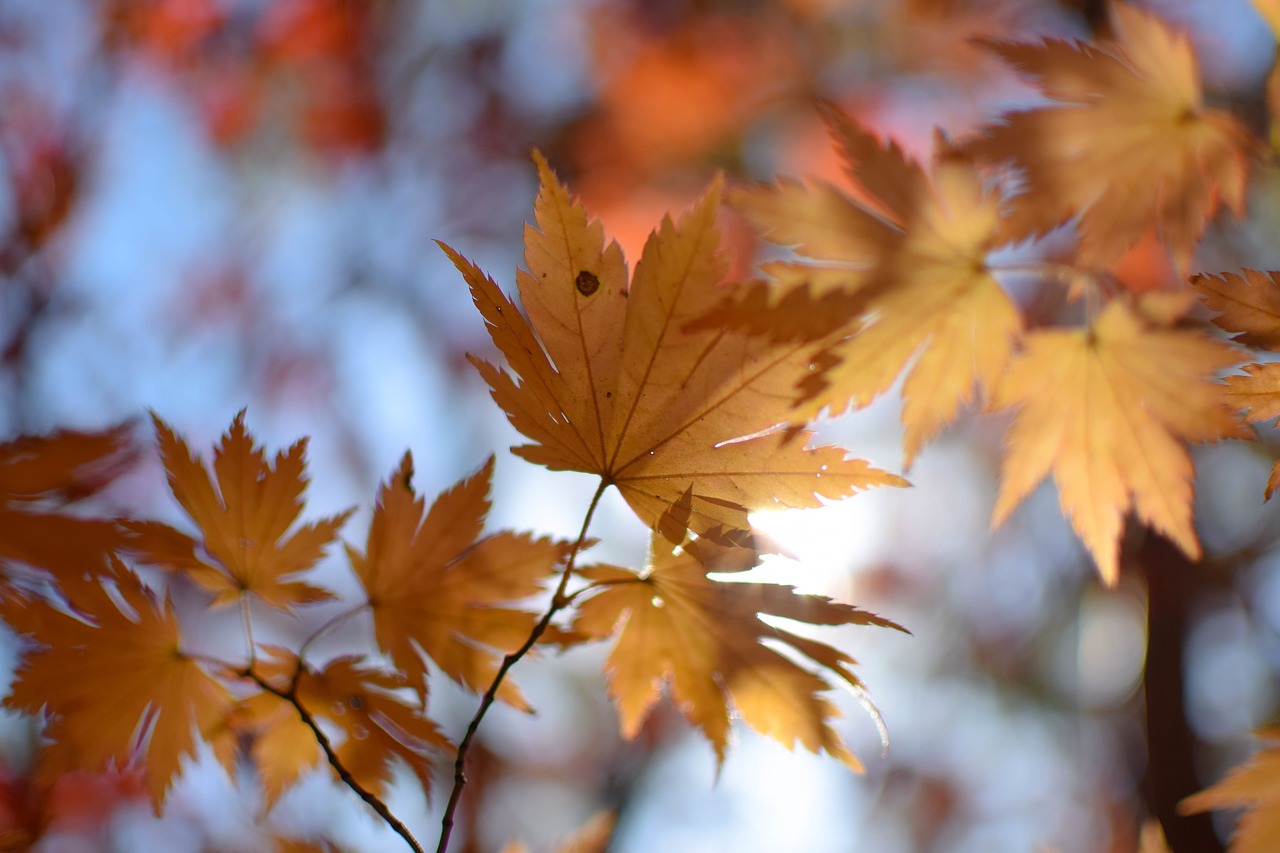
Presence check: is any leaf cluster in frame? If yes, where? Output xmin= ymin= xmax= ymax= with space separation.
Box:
xmin=9 ymin=4 xmax=1280 ymax=850
xmin=0 ymin=155 xmax=907 ymax=848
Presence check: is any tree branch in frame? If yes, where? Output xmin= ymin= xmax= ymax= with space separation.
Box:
xmin=1134 ymin=532 xmax=1225 ymax=853
xmin=244 ymin=667 xmax=426 ymax=853
xmin=435 ymin=479 xmax=610 ymax=853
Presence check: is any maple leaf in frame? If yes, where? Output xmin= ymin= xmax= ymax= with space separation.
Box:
xmin=572 ymin=522 xmax=906 ymax=769
xmin=0 ymin=560 xmax=231 ymax=808
xmin=346 ymin=454 xmax=571 ymax=705
xmin=1137 ymin=821 xmax=1174 ymax=853
xmin=0 ymin=421 xmax=135 ymax=503
xmin=1181 ymin=726 xmax=1280 ymax=853
xmin=1249 ymin=0 xmax=1280 ymax=153
xmin=728 ymin=108 xmax=1021 ymax=466
xmin=442 ymin=152 xmax=904 ymax=537
xmin=0 ymin=423 xmax=134 ymax=608
xmin=214 ymin=649 xmax=447 ymax=807
xmin=967 ymin=4 xmax=1253 ymax=268
xmin=126 ymin=412 xmax=352 ymax=609
xmin=1193 ymin=270 xmax=1280 ymax=497
xmin=501 ymin=812 xmax=614 ymax=853
xmin=209 ymin=691 xmax=317 ymax=810
xmin=1255 ymin=0 xmax=1280 ymax=36
xmin=990 ymin=294 xmax=1248 ymax=584
xmin=1195 ymin=270 xmax=1280 ymax=349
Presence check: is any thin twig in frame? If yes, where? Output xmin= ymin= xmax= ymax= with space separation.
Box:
xmin=298 ymin=601 xmax=370 ymax=664
xmin=240 ymin=593 xmax=255 ymax=667
xmin=560 ymin=575 xmax=637 ymax=607
xmin=434 ymin=480 xmax=609 ymax=853
xmin=243 ymin=666 xmax=426 ymax=853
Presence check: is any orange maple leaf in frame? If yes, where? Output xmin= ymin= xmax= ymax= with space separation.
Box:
xmin=0 ymin=560 xmax=231 ymax=808
xmin=730 ymin=108 xmax=1021 ymax=466
xmin=572 ymin=519 xmax=905 ymax=769
xmin=443 ymin=153 xmax=904 ymax=537
xmin=346 ymin=454 xmax=571 ymax=705
xmin=990 ymin=294 xmax=1247 ymax=583
xmin=968 ymin=4 xmax=1253 ymax=268
xmin=1195 ymin=269 xmax=1280 ymax=497
xmin=0 ymin=423 xmax=134 ymax=608
xmin=1181 ymin=726 xmax=1280 ymax=853
xmin=214 ymin=649 xmax=447 ymax=807
xmin=126 ymin=412 xmax=352 ymax=609
xmin=0 ymin=422 xmax=134 ymax=503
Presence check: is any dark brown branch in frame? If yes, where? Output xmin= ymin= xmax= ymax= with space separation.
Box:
xmin=1134 ymin=532 xmax=1225 ymax=853
xmin=244 ymin=668 xmax=426 ymax=853
xmin=435 ymin=479 xmax=610 ymax=853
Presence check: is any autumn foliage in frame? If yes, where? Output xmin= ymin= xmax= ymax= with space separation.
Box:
xmin=9 ymin=2 xmax=1280 ymax=852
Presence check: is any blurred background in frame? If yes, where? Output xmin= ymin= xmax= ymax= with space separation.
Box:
xmin=4 ymin=0 xmax=1280 ymax=850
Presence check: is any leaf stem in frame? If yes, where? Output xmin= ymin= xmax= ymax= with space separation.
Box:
xmin=560 ymin=575 xmax=640 ymax=607
xmin=240 ymin=594 xmax=255 ymax=667
xmin=986 ymin=260 xmax=1080 ymax=281
xmin=244 ymin=664 xmax=426 ymax=853
xmin=434 ymin=479 xmax=610 ymax=853
xmin=298 ymin=602 xmax=370 ymax=664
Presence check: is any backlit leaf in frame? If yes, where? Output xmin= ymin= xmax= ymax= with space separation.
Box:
xmin=968 ymin=5 xmax=1253 ymax=268
xmin=444 ymin=152 xmax=904 ymax=538
xmin=1182 ymin=726 xmax=1280 ymax=853
xmin=1 ymin=561 xmax=231 ymax=809
xmin=573 ymin=523 xmax=905 ymax=768
xmin=1195 ymin=270 xmax=1280 ymax=497
xmin=218 ymin=649 xmax=448 ymax=806
xmin=127 ymin=412 xmax=352 ymax=609
xmin=730 ymin=109 xmax=1020 ymax=466
xmin=990 ymin=296 xmax=1247 ymax=583
xmin=347 ymin=454 xmax=571 ymax=705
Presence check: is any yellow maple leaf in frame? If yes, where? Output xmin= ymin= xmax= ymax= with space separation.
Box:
xmin=572 ymin=519 xmax=905 ymax=769
xmin=1195 ymin=270 xmax=1280 ymax=497
xmin=968 ymin=4 xmax=1253 ymax=268
xmin=990 ymin=295 xmax=1247 ymax=584
xmin=346 ymin=454 xmax=571 ymax=705
xmin=1181 ymin=726 xmax=1280 ymax=853
xmin=216 ymin=649 xmax=448 ymax=807
xmin=0 ymin=560 xmax=231 ymax=808
xmin=730 ymin=107 xmax=1021 ymax=466
xmin=442 ymin=152 xmax=904 ymax=538
xmin=126 ymin=412 xmax=352 ymax=609
xmin=1256 ymin=0 xmax=1280 ymax=34
xmin=1138 ymin=820 xmax=1173 ymax=853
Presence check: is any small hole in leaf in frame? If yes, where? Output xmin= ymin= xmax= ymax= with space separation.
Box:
xmin=575 ymin=270 xmax=600 ymax=296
